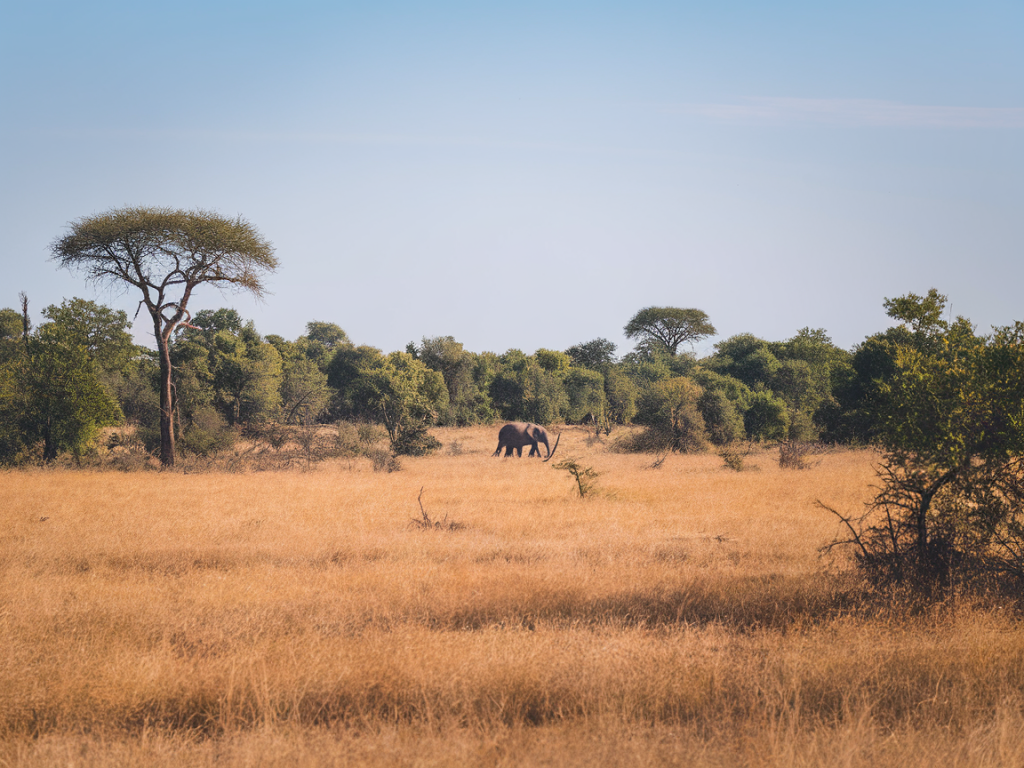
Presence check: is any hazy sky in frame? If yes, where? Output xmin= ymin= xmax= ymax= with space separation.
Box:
xmin=2 ymin=0 xmax=1021 ymax=358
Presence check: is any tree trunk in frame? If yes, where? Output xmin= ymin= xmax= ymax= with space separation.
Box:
xmin=157 ymin=333 xmax=176 ymax=467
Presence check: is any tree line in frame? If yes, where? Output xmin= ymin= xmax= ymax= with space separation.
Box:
xmin=0 ymin=288 xmax=983 ymax=463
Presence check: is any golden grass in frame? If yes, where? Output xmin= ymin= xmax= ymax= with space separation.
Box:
xmin=2 ymin=426 xmax=1023 ymax=766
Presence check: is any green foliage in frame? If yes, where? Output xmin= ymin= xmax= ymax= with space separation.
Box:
xmin=304 ymin=321 xmax=350 ymax=349
xmin=0 ymin=324 xmax=122 ymax=463
xmin=565 ymin=338 xmax=617 ymax=369
xmin=697 ymin=388 xmax=745 ymax=446
xmin=40 ymin=298 xmax=137 ymax=376
xmin=602 ymin=366 xmax=637 ymax=424
xmin=299 ymin=321 xmax=350 ymax=373
xmin=419 ymin=336 xmax=495 ymax=425
xmin=563 ymin=368 xmax=606 ymax=424
xmin=770 ymin=328 xmax=851 ymax=440
xmin=620 ymin=354 xmax=675 ymax=385
xmin=361 ymin=351 xmax=448 ymax=455
xmin=0 ymin=308 xmax=22 ymax=341
xmin=326 ymin=344 xmax=385 ymax=420
xmin=280 ymin=357 xmax=331 ymax=425
xmin=883 ymin=288 xmax=948 ymax=335
xmin=112 ymin=357 xmax=160 ymax=426
xmin=391 ymin=423 xmax=442 ymax=456
xmin=488 ymin=350 xmax=566 ymax=424
xmin=691 ymin=368 xmax=752 ymax=410
xmin=177 ymin=316 xmax=283 ymax=426
xmin=627 ymin=377 xmax=708 ymax=453
xmin=535 ymin=348 xmax=571 ymax=373
xmin=743 ymin=391 xmax=789 ymax=442
xmin=624 ymin=306 xmax=716 ymax=356
xmin=709 ymin=334 xmax=780 ymax=390
xmin=176 ymin=406 xmax=237 ymax=456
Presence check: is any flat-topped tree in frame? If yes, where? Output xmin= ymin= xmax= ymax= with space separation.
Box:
xmin=51 ymin=207 xmax=277 ymax=466
xmin=624 ymin=306 xmax=716 ymax=356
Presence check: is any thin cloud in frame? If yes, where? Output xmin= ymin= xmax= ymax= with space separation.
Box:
xmin=677 ymin=98 xmax=1024 ymax=128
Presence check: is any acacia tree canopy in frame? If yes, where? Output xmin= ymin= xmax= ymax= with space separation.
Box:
xmin=50 ymin=206 xmax=277 ymax=466
xmin=624 ymin=307 xmax=716 ymax=356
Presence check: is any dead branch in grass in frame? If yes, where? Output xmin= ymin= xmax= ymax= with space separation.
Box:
xmin=409 ymin=487 xmax=464 ymax=531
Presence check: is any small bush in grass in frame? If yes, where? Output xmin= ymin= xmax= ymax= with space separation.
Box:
xmin=392 ymin=423 xmax=442 ymax=456
xmin=553 ymin=457 xmax=600 ymax=499
xmin=719 ymin=442 xmax=755 ymax=472
xmin=779 ymin=441 xmax=819 ymax=470
xmin=357 ymin=422 xmax=387 ymax=448
xmin=369 ymin=448 xmax=401 ymax=473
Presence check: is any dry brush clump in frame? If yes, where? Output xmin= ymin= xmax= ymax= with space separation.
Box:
xmin=3 ymin=430 xmax=1023 ymax=766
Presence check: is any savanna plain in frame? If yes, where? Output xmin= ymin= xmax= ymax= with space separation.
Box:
xmin=3 ymin=426 xmax=1024 ymax=767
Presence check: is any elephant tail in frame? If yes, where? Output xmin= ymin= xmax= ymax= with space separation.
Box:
xmin=543 ymin=432 xmax=561 ymax=462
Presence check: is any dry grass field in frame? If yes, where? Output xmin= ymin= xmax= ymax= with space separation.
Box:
xmin=3 ymin=425 xmax=1024 ymax=767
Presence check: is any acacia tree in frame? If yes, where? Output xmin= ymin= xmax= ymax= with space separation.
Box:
xmin=50 ymin=207 xmax=277 ymax=466
xmin=624 ymin=307 xmax=716 ymax=356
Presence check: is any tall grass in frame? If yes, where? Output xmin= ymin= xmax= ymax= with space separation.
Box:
xmin=2 ymin=426 xmax=1022 ymax=766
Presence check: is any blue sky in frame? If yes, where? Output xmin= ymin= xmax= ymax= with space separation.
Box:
xmin=2 ymin=0 xmax=1021 ymax=357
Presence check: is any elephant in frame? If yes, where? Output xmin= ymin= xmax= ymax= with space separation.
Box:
xmin=493 ymin=422 xmax=561 ymax=461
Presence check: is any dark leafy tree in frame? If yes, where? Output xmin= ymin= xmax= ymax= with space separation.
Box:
xmin=743 ymin=391 xmax=789 ymax=441
xmin=4 ymin=323 xmax=121 ymax=462
xmin=822 ymin=290 xmax=948 ymax=444
xmin=627 ymin=377 xmax=709 ymax=453
xmin=50 ymin=207 xmax=277 ymax=466
xmin=419 ymin=336 xmax=494 ymax=425
xmin=602 ymin=367 xmax=638 ymax=425
xmin=535 ymin=348 xmax=571 ymax=373
xmin=0 ymin=308 xmax=24 ymax=364
xmin=697 ymin=389 xmax=746 ymax=445
xmin=191 ymin=308 xmax=244 ymax=336
xmin=566 ymin=338 xmax=617 ymax=370
xmin=326 ymin=344 xmax=385 ymax=420
xmin=708 ymin=334 xmax=780 ymax=390
xmin=41 ymin=298 xmax=140 ymax=397
xmin=489 ymin=350 xmax=566 ymax=424
xmin=176 ymin=313 xmax=282 ymax=427
xmin=563 ymin=368 xmax=606 ymax=424
xmin=624 ymin=307 xmax=716 ymax=356
xmin=360 ymin=351 xmax=448 ymax=455
xmin=301 ymin=321 xmax=351 ymax=373
xmin=280 ymin=357 xmax=331 ymax=425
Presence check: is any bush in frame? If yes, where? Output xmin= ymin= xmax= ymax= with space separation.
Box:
xmin=743 ymin=391 xmax=789 ymax=441
xmin=391 ymin=423 xmax=441 ymax=456
xmin=178 ymin=407 xmax=236 ymax=456
xmin=368 ymin=447 xmax=401 ymax=472
xmin=778 ymin=441 xmax=818 ymax=470
xmin=552 ymin=457 xmax=600 ymax=499
xmin=698 ymin=389 xmax=745 ymax=446
xmin=627 ymin=377 xmax=709 ymax=453
xmin=718 ymin=442 xmax=754 ymax=472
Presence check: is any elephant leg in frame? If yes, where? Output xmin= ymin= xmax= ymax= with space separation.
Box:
xmin=504 ymin=445 xmax=515 ymax=457
xmin=515 ymin=446 xmax=523 ymax=457
xmin=528 ymin=442 xmax=540 ymax=457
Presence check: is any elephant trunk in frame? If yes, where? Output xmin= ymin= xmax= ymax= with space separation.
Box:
xmin=543 ymin=432 xmax=561 ymax=462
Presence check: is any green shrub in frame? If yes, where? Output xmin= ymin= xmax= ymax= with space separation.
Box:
xmin=178 ymin=407 xmax=236 ymax=456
